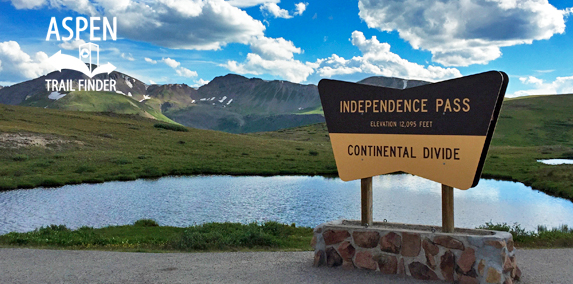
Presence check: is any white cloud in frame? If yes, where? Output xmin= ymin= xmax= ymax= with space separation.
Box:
xmin=223 ymin=34 xmax=312 ymax=82
xmin=358 ymin=0 xmax=571 ymax=66
xmin=249 ymin=36 xmax=301 ymax=60
xmin=511 ymin=75 xmax=573 ymax=97
xmin=149 ymin=79 xmax=156 ymax=84
xmin=176 ymin=67 xmax=198 ymax=77
xmin=51 ymin=0 xmax=97 ymax=16
xmin=160 ymin=57 xmax=197 ymax=78
xmin=224 ymin=31 xmax=461 ymax=83
xmin=294 ymin=2 xmax=307 ymax=16
xmin=223 ymin=53 xmax=315 ymax=83
xmin=58 ymin=39 xmax=87 ymax=50
xmin=261 ymin=3 xmax=292 ymax=19
xmin=144 ymin=57 xmax=157 ymax=64
xmin=0 ymin=41 xmax=54 ymax=81
xmin=14 ymin=0 xmax=268 ymax=51
xmin=226 ymin=0 xmax=279 ymax=8
xmin=121 ymin=52 xmax=135 ymax=61
xmin=95 ymin=0 xmax=130 ymax=12
xmin=519 ymin=76 xmax=543 ymax=86
xmin=162 ymin=57 xmax=180 ymax=68
xmin=100 ymin=0 xmax=266 ymax=50
xmin=194 ymin=78 xmax=210 ymax=87
xmin=11 ymin=0 xmax=98 ymax=15
xmin=9 ymin=0 xmax=45 ymax=9
xmin=315 ymin=31 xmax=461 ymax=82
xmin=260 ymin=2 xmax=307 ymax=18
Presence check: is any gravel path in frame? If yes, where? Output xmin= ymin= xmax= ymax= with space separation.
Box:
xmin=0 ymin=248 xmax=571 ymax=283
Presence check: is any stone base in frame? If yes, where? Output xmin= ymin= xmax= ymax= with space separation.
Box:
xmin=312 ymin=220 xmax=521 ymax=284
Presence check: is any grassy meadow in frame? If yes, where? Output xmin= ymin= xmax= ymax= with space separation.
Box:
xmin=0 ymin=93 xmax=572 ymax=201
xmin=0 ymin=103 xmax=336 ymax=190
xmin=0 ymin=220 xmax=313 ymax=252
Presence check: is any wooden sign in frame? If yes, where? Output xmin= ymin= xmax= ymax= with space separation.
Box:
xmin=318 ymin=71 xmax=508 ymax=189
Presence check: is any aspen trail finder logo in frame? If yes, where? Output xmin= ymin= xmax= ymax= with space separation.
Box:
xmin=45 ymin=17 xmax=118 ymax=92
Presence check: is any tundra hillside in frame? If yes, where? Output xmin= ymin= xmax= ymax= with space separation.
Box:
xmin=1 ymin=94 xmax=572 ymax=201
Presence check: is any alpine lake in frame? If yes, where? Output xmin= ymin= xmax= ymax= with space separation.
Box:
xmin=1 ymin=174 xmax=572 ymax=234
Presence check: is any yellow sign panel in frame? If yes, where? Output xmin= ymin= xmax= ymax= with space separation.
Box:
xmin=319 ymin=71 xmax=508 ymax=189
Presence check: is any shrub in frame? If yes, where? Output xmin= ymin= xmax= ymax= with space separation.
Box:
xmin=308 ymin=150 xmax=319 ymax=156
xmin=74 ymin=165 xmax=96 ymax=174
xmin=41 ymin=178 xmax=65 ymax=188
xmin=154 ymin=123 xmax=188 ymax=132
xmin=134 ymin=219 xmax=159 ymax=227
xmin=173 ymin=222 xmax=286 ymax=251
xmin=12 ymin=154 xmax=29 ymax=161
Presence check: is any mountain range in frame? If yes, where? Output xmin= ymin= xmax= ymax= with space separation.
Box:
xmin=0 ymin=69 xmax=429 ymax=133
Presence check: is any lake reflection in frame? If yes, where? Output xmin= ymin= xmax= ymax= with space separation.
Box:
xmin=1 ymin=174 xmax=572 ymax=234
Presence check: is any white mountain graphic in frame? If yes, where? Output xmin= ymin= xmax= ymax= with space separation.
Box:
xmin=48 ymin=51 xmax=116 ymax=78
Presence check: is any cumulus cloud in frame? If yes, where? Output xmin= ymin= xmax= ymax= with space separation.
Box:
xmin=519 ymin=76 xmax=543 ymax=86
xmin=223 ymin=53 xmax=315 ymax=83
xmin=108 ymin=0 xmax=266 ymax=50
xmin=315 ymin=31 xmax=461 ymax=82
xmin=121 ymin=52 xmax=135 ymax=61
xmin=260 ymin=3 xmax=292 ymax=19
xmin=260 ymin=2 xmax=307 ymax=18
xmin=358 ymin=0 xmax=571 ymax=66
xmin=249 ymin=36 xmax=301 ymax=60
xmin=226 ymin=0 xmax=279 ymax=8
xmin=10 ymin=0 xmax=45 ymax=9
xmin=0 ymin=41 xmax=54 ymax=81
xmin=294 ymin=2 xmax=307 ymax=16
xmin=224 ymin=31 xmax=461 ymax=83
xmin=14 ymin=0 xmax=268 ymax=51
xmin=58 ymin=39 xmax=87 ymax=50
xmin=510 ymin=75 xmax=573 ymax=97
xmin=193 ymin=78 xmax=210 ymax=87
xmin=223 ymin=35 xmax=313 ymax=83
xmin=162 ymin=57 xmax=180 ymax=69
xmin=10 ymin=0 xmax=97 ymax=15
xmin=176 ymin=67 xmax=198 ymax=78
xmin=161 ymin=57 xmax=198 ymax=78
xmin=144 ymin=57 xmax=157 ymax=64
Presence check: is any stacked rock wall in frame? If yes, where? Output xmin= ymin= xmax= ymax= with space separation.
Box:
xmin=312 ymin=220 xmax=521 ymax=284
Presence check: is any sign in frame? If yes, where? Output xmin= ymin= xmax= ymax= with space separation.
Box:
xmin=318 ymin=71 xmax=508 ymax=189
xmin=45 ymin=17 xmax=118 ymax=92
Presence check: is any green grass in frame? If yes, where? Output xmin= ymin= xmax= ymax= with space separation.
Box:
xmin=1 ymin=220 xmax=570 ymax=252
xmin=246 ymin=123 xmax=331 ymax=143
xmin=0 ymin=220 xmax=313 ymax=252
xmin=295 ymin=105 xmax=324 ymax=115
xmin=21 ymin=91 xmax=177 ymax=124
xmin=1 ymin=94 xmax=573 ymax=201
xmin=478 ymin=222 xmax=573 ymax=248
xmin=153 ymin=123 xmax=189 ymax=132
xmin=0 ymin=104 xmax=336 ymax=191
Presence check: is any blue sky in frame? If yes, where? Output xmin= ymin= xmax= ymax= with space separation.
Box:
xmin=0 ymin=0 xmax=572 ymax=97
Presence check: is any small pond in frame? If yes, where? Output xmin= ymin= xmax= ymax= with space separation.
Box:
xmin=1 ymin=174 xmax=572 ymax=235
xmin=538 ymin=159 xmax=573 ymax=165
